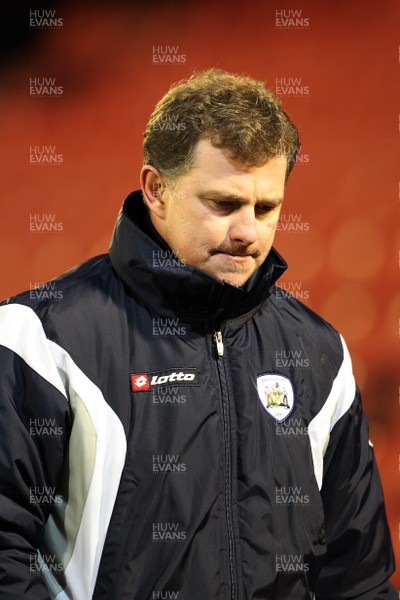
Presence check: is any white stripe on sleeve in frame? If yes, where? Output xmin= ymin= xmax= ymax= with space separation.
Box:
xmin=307 ymin=335 xmax=356 ymax=490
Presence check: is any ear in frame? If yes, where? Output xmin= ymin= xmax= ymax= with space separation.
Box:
xmin=140 ymin=165 xmax=167 ymax=219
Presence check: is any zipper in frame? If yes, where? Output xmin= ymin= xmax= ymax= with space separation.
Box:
xmin=213 ymin=329 xmax=238 ymax=600
xmin=214 ymin=330 xmax=224 ymax=357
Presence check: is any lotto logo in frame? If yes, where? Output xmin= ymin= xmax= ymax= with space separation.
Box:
xmin=130 ymin=368 xmax=199 ymax=392
xmin=131 ymin=374 xmax=150 ymax=391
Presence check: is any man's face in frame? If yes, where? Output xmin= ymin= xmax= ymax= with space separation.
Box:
xmin=149 ymin=139 xmax=287 ymax=287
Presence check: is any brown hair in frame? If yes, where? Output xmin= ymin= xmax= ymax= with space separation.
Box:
xmin=143 ymin=68 xmax=300 ymax=180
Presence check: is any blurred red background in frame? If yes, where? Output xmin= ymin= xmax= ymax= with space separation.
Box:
xmin=1 ymin=0 xmax=398 ymax=589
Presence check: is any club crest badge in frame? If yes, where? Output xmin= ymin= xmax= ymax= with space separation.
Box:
xmin=257 ymin=373 xmax=295 ymax=422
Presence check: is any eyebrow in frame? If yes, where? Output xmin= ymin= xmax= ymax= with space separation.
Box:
xmin=198 ymin=191 xmax=283 ymax=207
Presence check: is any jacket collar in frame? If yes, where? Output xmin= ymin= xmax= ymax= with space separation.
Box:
xmin=109 ymin=191 xmax=287 ymax=329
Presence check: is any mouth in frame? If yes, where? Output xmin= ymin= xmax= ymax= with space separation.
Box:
xmin=211 ymin=249 xmax=260 ymax=261
xmin=218 ymin=253 xmax=254 ymax=263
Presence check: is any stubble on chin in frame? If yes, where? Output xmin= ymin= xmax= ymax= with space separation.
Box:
xmin=171 ymin=247 xmax=258 ymax=287
xmin=207 ymin=260 xmax=258 ymax=288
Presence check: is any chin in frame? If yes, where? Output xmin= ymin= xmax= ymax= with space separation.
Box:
xmin=218 ymin=273 xmax=252 ymax=287
xmin=197 ymin=261 xmax=255 ymax=287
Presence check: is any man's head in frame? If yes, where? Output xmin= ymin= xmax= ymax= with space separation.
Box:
xmin=141 ymin=69 xmax=299 ymax=287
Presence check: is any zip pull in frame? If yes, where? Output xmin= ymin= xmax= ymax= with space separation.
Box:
xmin=214 ymin=330 xmax=224 ymax=357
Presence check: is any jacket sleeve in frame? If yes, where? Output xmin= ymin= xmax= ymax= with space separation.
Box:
xmin=0 ymin=303 xmax=71 ymax=599
xmin=314 ymin=342 xmax=396 ymax=599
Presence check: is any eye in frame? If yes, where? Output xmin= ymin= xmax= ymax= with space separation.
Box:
xmin=256 ymin=204 xmax=275 ymax=216
xmin=210 ymin=200 xmax=238 ymax=212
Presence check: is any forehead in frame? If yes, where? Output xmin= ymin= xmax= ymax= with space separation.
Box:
xmin=184 ymin=139 xmax=287 ymax=199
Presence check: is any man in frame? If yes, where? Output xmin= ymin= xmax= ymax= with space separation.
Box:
xmin=0 ymin=69 xmax=396 ymax=599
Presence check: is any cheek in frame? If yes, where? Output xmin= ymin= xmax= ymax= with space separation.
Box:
xmin=186 ymin=215 xmax=227 ymax=247
xmin=258 ymin=219 xmax=278 ymax=241
xmin=170 ymin=220 xmax=209 ymax=259
xmin=269 ymin=220 xmax=280 ymax=234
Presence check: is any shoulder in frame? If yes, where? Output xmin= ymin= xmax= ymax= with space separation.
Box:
xmin=0 ymin=254 xmax=121 ymax=345
xmin=268 ymin=285 xmax=341 ymax=347
xmin=2 ymin=254 xmax=113 ymax=314
xmin=263 ymin=286 xmax=347 ymax=381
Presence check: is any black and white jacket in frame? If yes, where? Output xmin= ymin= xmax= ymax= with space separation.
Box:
xmin=0 ymin=191 xmax=396 ymax=599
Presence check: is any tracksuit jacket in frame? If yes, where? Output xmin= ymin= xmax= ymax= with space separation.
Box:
xmin=0 ymin=190 xmax=396 ymax=599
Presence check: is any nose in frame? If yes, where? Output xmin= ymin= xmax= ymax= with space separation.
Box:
xmin=229 ymin=206 xmax=258 ymax=246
